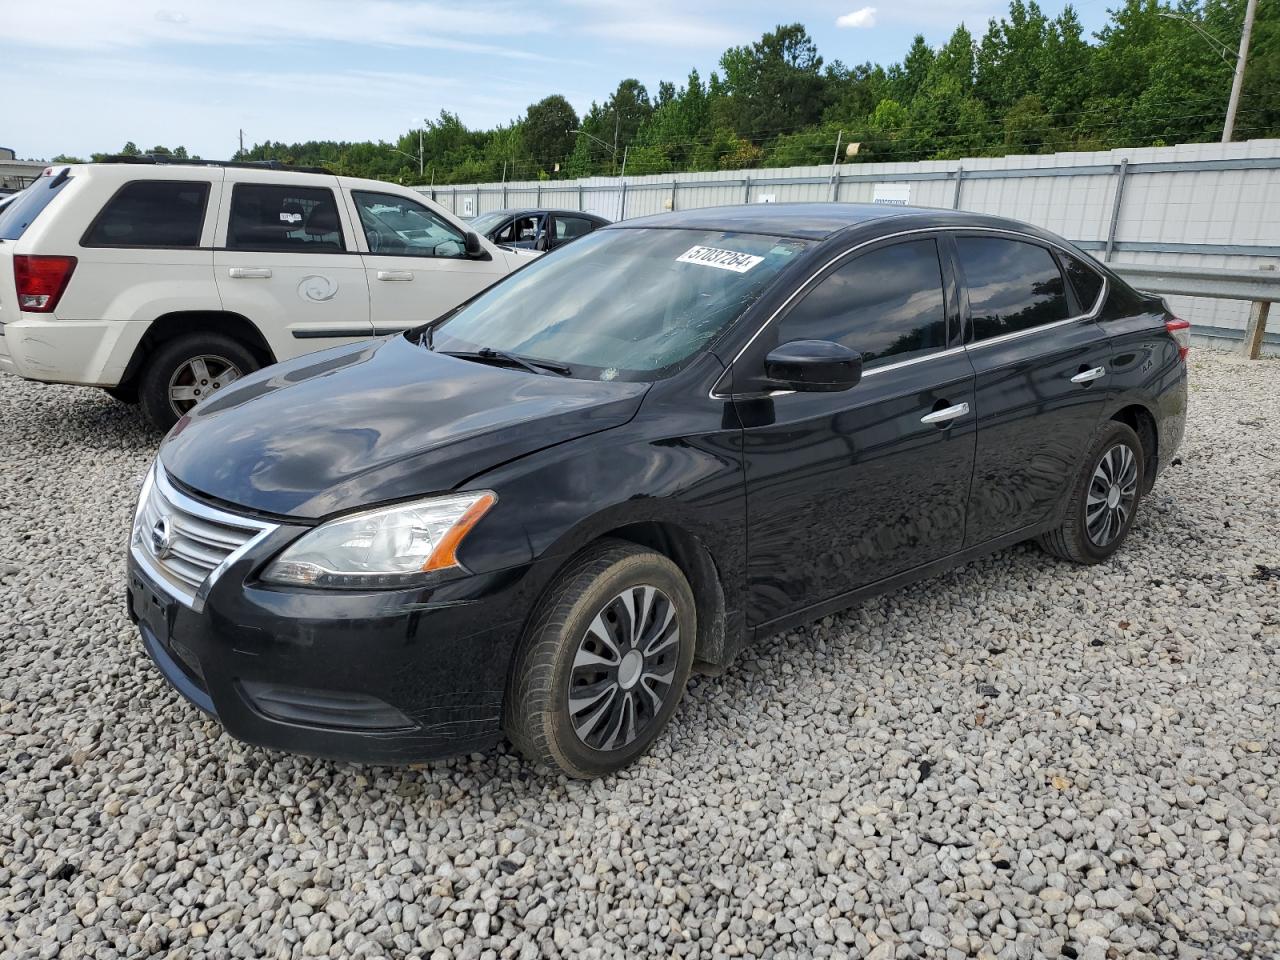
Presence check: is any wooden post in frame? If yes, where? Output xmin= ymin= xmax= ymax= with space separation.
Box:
xmin=1241 ymin=264 xmax=1276 ymax=359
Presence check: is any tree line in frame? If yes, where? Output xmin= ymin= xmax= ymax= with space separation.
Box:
xmin=61 ymin=0 xmax=1277 ymax=185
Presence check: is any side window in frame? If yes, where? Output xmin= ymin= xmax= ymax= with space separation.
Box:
xmin=777 ymin=238 xmax=948 ymax=369
xmin=957 ymin=237 xmax=1069 ymax=340
xmin=228 ymin=184 xmax=345 ymax=253
xmin=352 ymin=190 xmax=466 ymax=258
xmin=83 ymin=181 xmax=209 ymax=248
xmin=492 ymin=219 xmax=517 ymax=245
xmin=512 ymin=215 xmax=540 ymax=244
xmin=554 ymin=216 xmax=595 ymax=243
xmin=1061 ymin=253 xmax=1104 ymax=312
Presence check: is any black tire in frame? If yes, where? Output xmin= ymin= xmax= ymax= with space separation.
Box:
xmin=1038 ymin=420 xmax=1145 ymax=565
xmin=138 ymin=333 xmax=259 ymax=431
xmin=101 ymin=385 xmax=137 ymax=405
xmin=505 ymin=540 xmax=697 ymax=778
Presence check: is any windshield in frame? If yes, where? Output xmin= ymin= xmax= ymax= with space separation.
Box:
xmin=430 ymin=227 xmax=810 ymax=380
xmin=469 ymin=211 xmax=508 ymax=235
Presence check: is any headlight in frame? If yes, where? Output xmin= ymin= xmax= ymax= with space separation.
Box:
xmin=262 ymin=491 xmax=496 ymax=589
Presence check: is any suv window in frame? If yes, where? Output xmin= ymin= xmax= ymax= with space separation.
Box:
xmin=777 ymin=238 xmax=948 ymax=369
xmin=1061 ymin=253 xmax=1104 ymax=311
xmin=83 ymin=180 xmax=209 ymax=248
xmin=0 ymin=173 xmax=71 ymax=241
xmin=228 ymin=184 xmax=345 ymax=253
xmin=352 ymin=191 xmax=466 ymax=258
xmin=957 ymin=236 xmax=1069 ymax=340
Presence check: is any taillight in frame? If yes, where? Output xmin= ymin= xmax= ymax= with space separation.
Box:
xmin=14 ymin=255 xmax=77 ymax=313
xmin=1166 ymin=318 xmax=1190 ymax=361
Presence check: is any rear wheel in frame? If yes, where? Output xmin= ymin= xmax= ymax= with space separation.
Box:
xmin=1038 ymin=421 xmax=1145 ymax=564
xmin=505 ymin=541 xmax=696 ymax=778
xmin=138 ymin=333 xmax=259 ymax=431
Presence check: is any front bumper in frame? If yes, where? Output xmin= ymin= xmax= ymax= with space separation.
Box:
xmin=126 ymin=548 xmax=538 ymax=765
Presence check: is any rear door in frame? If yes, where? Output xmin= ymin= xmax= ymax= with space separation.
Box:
xmin=346 ymin=187 xmax=510 ymax=333
xmin=735 ymin=234 xmax=976 ymax=624
xmin=213 ymin=172 xmax=372 ymax=359
xmin=955 ymin=232 xmax=1112 ymax=545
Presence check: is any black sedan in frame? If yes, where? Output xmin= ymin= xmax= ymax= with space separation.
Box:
xmin=127 ymin=204 xmax=1188 ymax=778
xmin=469 ymin=207 xmax=609 ymax=252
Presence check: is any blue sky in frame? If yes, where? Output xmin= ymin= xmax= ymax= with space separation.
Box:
xmin=3 ymin=0 xmax=1115 ymax=162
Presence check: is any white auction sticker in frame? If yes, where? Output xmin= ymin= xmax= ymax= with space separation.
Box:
xmin=675 ymin=245 xmax=764 ymax=273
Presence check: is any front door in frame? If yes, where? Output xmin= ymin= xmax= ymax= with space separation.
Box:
xmin=212 ymin=173 xmax=372 ymax=361
xmin=735 ymin=235 xmax=977 ymax=625
xmin=346 ymin=188 xmax=510 ymax=333
xmin=953 ymin=233 xmax=1113 ymax=545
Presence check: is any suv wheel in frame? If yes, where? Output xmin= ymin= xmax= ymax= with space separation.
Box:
xmin=505 ymin=540 xmax=696 ymax=778
xmin=139 ymin=334 xmax=259 ymax=430
xmin=1038 ymin=421 xmax=1145 ymax=564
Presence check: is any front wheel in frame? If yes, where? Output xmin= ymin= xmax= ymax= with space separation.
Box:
xmin=505 ymin=541 xmax=696 ymax=778
xmin=138 ymin=333 xmax=259 ymax=431
xmin=1038 ymin=421 xmax=1145 ymax=564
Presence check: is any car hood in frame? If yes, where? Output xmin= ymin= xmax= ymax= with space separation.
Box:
xmin=159 ymin=334 xmax=648 ymax=519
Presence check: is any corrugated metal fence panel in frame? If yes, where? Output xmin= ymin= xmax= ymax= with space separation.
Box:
xmin=418 ymin=141 xmax=1280 ymax=336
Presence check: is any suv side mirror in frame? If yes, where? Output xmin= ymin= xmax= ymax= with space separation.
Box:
xmin=464 ymin=231 xmax=484 ymax=258
xmin=765 ymin=340 xmax=863 ymax=392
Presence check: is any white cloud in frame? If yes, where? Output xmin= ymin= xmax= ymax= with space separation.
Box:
xmin=836 ymin=7 xmax=878 ymax=29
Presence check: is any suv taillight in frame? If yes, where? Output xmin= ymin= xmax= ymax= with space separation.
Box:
xmin=1166 ymin=318 xmax=1190 ymax=361
xmin=14 ymin=255 xmax=77 ymax=313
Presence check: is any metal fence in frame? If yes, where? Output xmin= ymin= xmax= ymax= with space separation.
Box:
xmin=418 ymin=140 xmax=1280 ymax=356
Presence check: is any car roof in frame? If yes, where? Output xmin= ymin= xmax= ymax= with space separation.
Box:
xmin=480 ymin=208 xmax=607 ymax=220
xmin=611 ymin=202 xmax=1048 ymax=241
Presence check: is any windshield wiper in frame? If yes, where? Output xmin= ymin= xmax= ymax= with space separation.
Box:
xmin=441 ymin=347 xmax=573 ymax=377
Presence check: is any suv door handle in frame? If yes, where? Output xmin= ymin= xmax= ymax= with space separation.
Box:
xmin=1071 ymin=366 xmax=1107 ymax=384
xmin=921 ymin=402 xmax=970 ymax=425
xmin=228 ymin=267 xmax=272 ymax=279
xmin=376 ymin=270 xmax=415 ymax=281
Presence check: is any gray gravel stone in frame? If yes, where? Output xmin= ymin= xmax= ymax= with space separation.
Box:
xmin=1 ymin=351 xmax=1278 ymax=960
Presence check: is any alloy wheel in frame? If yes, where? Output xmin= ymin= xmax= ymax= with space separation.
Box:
xmin=167 ymin=355 xmax=242 ymax=417
xmin=567 ymin=584 xmax=681 ymax=752
xmin=1086 ymin=442 xmax=1138 ymax=547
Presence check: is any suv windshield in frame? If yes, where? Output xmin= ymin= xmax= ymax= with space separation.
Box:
xmin=430 ymin=227 xmax=810 ymax=380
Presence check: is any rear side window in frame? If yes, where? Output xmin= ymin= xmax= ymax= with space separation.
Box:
xmin=0 ymin=173 xmax=71 ymax=241
xmin=957 ymin=237 xmax=1068 ymax=341
xmin=1061 ymin=253 xmax=1104 ymax=311
xmin=228 ymin=184 xmax=345 ymax=252
xmin=554 ymin=216 xmax=596 ymax=242
xmin=777 ymin=238 xmax=948 ymax=369
xmin=83 ymin=180 xmax=209 ymax=247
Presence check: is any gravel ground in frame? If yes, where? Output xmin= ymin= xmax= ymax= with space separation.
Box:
xmin=1 ymin=349 xmax=1278 ymax=960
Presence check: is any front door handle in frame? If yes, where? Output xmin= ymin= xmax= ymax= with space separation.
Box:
xmin=228 ymin=267 xmax=272 ymax=279
xmin=1071 ymin=366 xmax=1107 ymax=384
xmin=376 ymin=270 xmax=415 ymax=281
xmin=921 ymin=402 xmax=970 ymax=425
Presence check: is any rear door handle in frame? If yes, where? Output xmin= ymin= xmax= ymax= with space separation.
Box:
xmin=376 ymin=270 xmax=415 ymax=281
xmin=228 ymin=267 xmax=272 ymax=279
xmin=921 ymin=402 xmax=970 ymax=425
xmin=1071 ymin=366 xmax=1107 ymax=384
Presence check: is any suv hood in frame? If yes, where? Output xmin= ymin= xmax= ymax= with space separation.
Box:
xmin=160 ymin=334 xmax=647 ymax=519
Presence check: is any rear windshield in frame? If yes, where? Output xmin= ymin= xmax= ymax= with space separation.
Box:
xmin=0 ymin=173 xmax=72 ymax=241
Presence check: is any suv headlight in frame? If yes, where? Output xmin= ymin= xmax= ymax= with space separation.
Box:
xmin=262 ymin=491 xmax=496 ymax=589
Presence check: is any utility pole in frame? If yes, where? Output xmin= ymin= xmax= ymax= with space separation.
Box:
xmin=1223 ymin=0 xmax=1258 ymax=143
xmin=419 ymin=125 xmax=424 ymax=178
xmin=238 ymin=128 xmax=244 ymax=157
xmin=613 ymin=111 xmax=620 ymax=176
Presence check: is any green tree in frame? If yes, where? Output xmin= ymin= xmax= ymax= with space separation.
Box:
xmin=521 ymin=95 xmax=578 ymax=174
xmin=718 ymin=23 xmax=827 ymax=139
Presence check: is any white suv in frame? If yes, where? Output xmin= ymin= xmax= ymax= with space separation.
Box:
xmin=0 ymin=160 xmax=531 ymax=428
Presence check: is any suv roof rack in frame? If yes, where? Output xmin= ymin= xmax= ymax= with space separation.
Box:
xmin=95 ymin=155 xmax=333 ymax=175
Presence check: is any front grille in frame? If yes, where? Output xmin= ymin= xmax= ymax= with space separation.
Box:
xmin=131 ymin=467 xmax=277 ymax=608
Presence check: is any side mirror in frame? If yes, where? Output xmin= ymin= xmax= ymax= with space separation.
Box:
xmin=464 ymin=231 xmax=484 ymax=257
xmin=764 ymin=340 xmax=863 ymax=392
xmin=533 ymin=232 xmax=550 ymax=252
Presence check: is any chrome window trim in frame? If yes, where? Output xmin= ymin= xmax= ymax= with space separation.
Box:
xmin=130 ymin=464 xmax=279 ymax=612
xmin=710 ymin=224 xmax=1108 ymax=399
